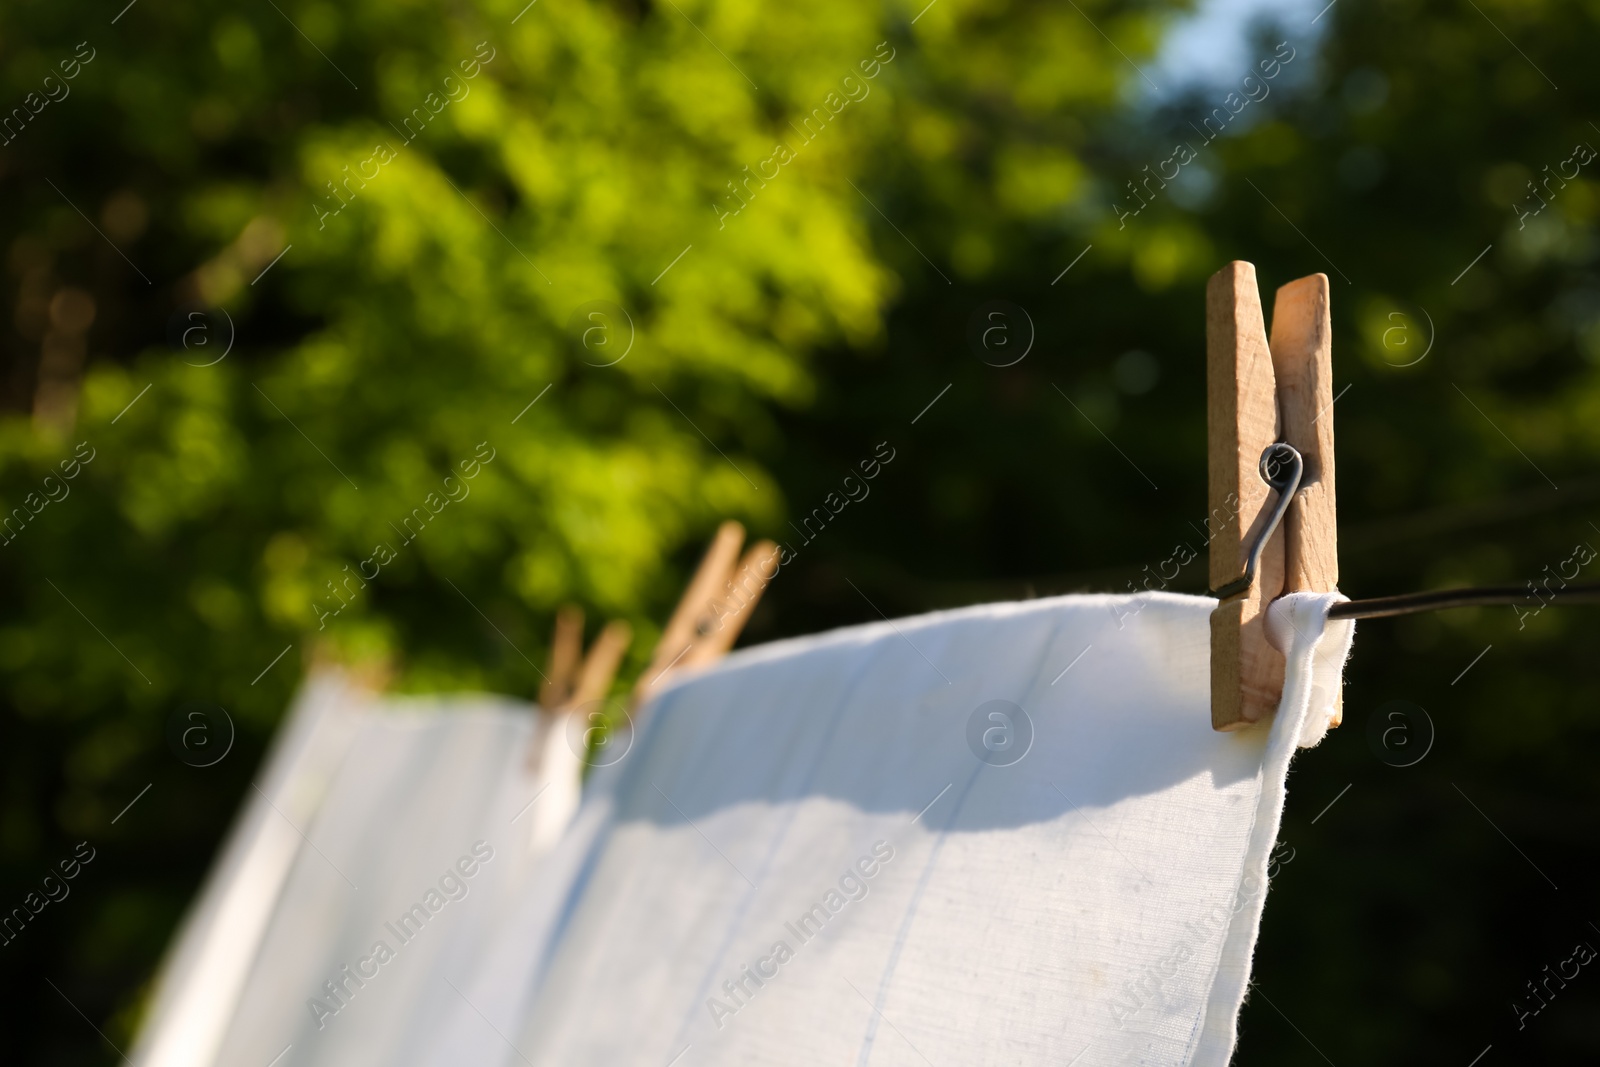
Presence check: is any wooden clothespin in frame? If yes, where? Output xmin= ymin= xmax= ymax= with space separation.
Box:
xmin=539 ymin=606 xmax=634 ymax=711
xmin=1207 ymin=261 xmax=1339 ymax=731
xmin=533 ymin=521 xmax=777 ymax=771
xmin=539 ymin=605 xmax=587 ymax=711
xmin=530 ymin=605 xmax=632 ymax=767
xmin=633 ymin=520 xmax=779 ymax=700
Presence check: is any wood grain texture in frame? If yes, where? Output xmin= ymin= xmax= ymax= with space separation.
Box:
xmin=1208 ymin=261 xmax=1286 ymax=730
xmin=1269 ymin=273 xmax=1342 ymax=726
xmin=1269 ymin=274 xmax=1337 ymax=591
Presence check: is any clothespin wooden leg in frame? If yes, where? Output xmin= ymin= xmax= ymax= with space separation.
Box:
xmin=539 ymin=604 xmax=585 ymax=709
xmin=681 ymin=540 xmax=780 ymax=668
xmin=634 ymin=521 xmax=747 ymax=697
xmin=1208 ymin=261 xmax=1287 ymax=730
xmin=567 ymin=620 xmax=633 ymax=708
xmin=530 ymin=611 xmax=633 ymax=769
xmin=1268 ymin=273 xmax=1341 ymax=726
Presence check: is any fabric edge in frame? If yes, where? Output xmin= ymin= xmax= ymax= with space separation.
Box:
xmin=1188 ymin=592 xmax=1351 ymax=1066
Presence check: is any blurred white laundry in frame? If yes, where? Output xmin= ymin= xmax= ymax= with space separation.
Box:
xmin=133 ymin=590 xmax=1353 ymax=1067
xmin=494 ymin=591 xmax=1353 ymax=1067
xmin=130 ymin=670 xmax=574 ymax=1067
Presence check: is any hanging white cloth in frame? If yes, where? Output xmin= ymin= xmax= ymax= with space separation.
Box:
xmin=131 ymin=673 xmax=585 ymax=1067
xmin=135 ymin=590 xmax=1354 ymax=1067
xmin=489 ymin=591 xmax=1354 ymax=1067
xmin=130 ymin=670 xmax=375 ymax=1067
xmin=400 ymin=725 xmax=632 ymax=1066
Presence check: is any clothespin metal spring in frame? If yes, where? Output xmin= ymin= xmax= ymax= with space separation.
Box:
xmin=1211 ymin=443 xmax=1303 ymax=604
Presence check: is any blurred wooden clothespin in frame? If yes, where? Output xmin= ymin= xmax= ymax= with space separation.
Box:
xmin=1207 ymin=261 xmax=1339 ymax=731
xmin=529 ymin=606 xmax=632 ymax=769
xmin=530 ymin=521 xmax=777 ymax=774
xmin=633 ymin=520 xmax=779 ymax=701
xmin=539 ymin=605 xmax=633 ymax=713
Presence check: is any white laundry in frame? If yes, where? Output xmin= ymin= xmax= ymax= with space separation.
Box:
xmin=495 ymin=591 xmax=1354 ymax=1067
xmin=135 ymin=590 xmax=1354 ymax=1067
xmin=131 ymin=672 xmax=582 ymax=1067
xmin=130 ymin=670 xmax=375 ymax=1067
xmin=401 ymin=721 xmax=634 ymax=1066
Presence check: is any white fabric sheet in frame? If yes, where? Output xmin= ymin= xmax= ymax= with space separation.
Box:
xmin=131 ymin=670 xmax=375 ymax=1067
xmin=132 ymin=674 xmax=579 ymax=1067
xmin=497 ymin=591 xmax=1354 ymax=1067
xmin=402 ymin=732 xmax=633 ymax=1066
